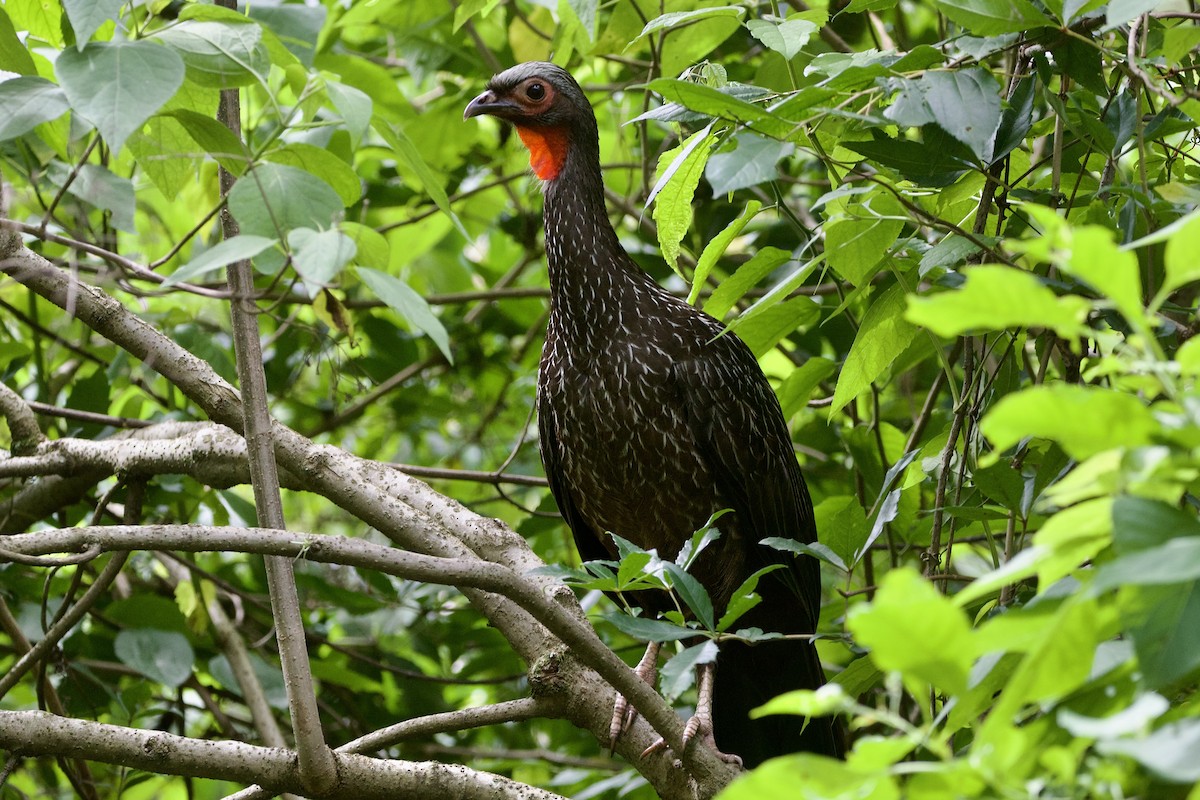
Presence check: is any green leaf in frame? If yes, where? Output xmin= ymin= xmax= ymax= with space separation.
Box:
xmin=753 ymin=683 xmax=847 ymax=718
xmin=209 ymin=653 xmax=288 ymax=710
xmin=161 ymin=108 xmax=249 ymax=176
xmin=1113 ymin=495 xmax=1200 ymax=553
xmin=246 ymin=4 xmax=325 ymax=68
xmin=651 ymin=125 xmax=715 ymax=272
xmin=847 ymin=568 xmax=973 ymax=695
xmin=931 ymin=0 xmax=1050 ymax=35
xmin=65 ymin=164 xmax=135 ymax=232
xmin=227 ymin=162 xmax=344 ymax=238
xmin=0 ymin=9 xmax=37 ymax=74
xmin=602 ymin=614 xmax=700 ymax=642
xmin=688 ymin=200 xmax=761 ymax=304
xmin=649 ymin=79 xmax=792 ymax=139
xmin=980 ymin=384 xmax=1158 ymax=459
xmin=1092 ymin=538 xmax=1200 ymax=593
xmin=843 ymin=127 xmax=974 ymax=187
xmin=339 ymin=222 xmax=389 ymax=270
xmin=923 ymin=69 xmax=1002 ymax=161
xmin=62 ymin=0 xmax=121 ymax=49
xmin=717 ymin=753 xmax=898 ymax=800
xmin=734 ymin=296 xmax=821 ymax=357
xmin=376 ymin=122 xmax=468 ymax=240
xmin=745 ymin=17 xmax=817 ymax=61
xmin=166 ymin=235 xmax=279 ymax=286
xmin=0 ymin=77 xmax=70 ymax=140
xmin=831 ymin=285 xmax=918 ymax=414
xmin=779 ymin=356 xmax=836 ymax=418
xmin=1105 ymin=0 xmax=1165 ymax=27
xmin=288 ymin=228 xmax=358 ymax=289
xmin=114 ymin=629 xmax=194 ymax=688
xmin=356 ymin=267 xmax=452 ymax=363
xmin=762 ymin=537 xmax=847 ymax=572
xmin=265 ymin=143 xmax=362 ymax=207
xmin=56 ymin=40 xmax=185 ymax=154
xmin=326 ymin=81 xmax=373 ymax=146
xmin=704 ymin=245 xmax=791 ymax=319
xmin=1163 ymin=212 xmax=1200 ymax=296
xmin=905 ymin=265 xmax=1090 ymax=338
xmin=705 ymin=133 xmax=793 ymax=195
xmin=660 ymin=641 xmax=718 ymax=701
xmin=1057 ymin=225 xmax=1146 ymax=327
xmin=634 ymin=6 xmax=745 ymax=42
xmin=153 ymin=19 xmax=269 ymax=89
xmin=1127 ymin=581 xmax=1200 ymax=688
xmin=663 ymin=563 xmax=715 ymax=630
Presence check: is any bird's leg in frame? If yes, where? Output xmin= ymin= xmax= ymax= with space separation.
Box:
xmin=641 ymin=661 xmax=743 ymax=767
xmin=609 ymin=640 xmax=660 ymax=751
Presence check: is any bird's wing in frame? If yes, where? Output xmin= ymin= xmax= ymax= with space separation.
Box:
xmin=536 ymin=395 xmax=611 ymax=564
xmin=670 ymin=336 xmax=821 ymax=630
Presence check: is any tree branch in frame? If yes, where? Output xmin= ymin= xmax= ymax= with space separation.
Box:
xmin=0 ymin=711 xmax=568 ymax=800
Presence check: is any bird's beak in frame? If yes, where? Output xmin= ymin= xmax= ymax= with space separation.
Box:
xmin=463 ymin=89 xmax=518 ymax=121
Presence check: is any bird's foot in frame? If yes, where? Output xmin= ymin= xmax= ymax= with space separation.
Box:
xmin=609 ymin=642 xmax=660 ymax=753
xmin=639 ymin=713 xmax=743 ymax=767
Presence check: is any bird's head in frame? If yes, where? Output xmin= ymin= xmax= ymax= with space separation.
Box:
xmin=464 ymin=62 xmax=596 ymax=182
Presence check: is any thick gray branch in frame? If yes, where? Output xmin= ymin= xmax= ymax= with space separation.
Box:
xmin=0 ymin=711 xmax=567 ymax=800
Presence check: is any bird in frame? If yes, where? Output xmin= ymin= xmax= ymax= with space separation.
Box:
xmin=464 ymin=62 xmax=843 ymax=767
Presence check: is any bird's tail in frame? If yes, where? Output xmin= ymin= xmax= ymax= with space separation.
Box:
xmin=712 ymin=634 xmax=844 ymax=767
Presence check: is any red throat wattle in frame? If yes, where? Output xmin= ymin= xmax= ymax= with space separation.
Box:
xmin=515 ymin=125 xmax=570 ymax=181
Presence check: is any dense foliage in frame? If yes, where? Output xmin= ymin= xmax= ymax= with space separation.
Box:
xmin=0 ymin=0 xmax=1198 ymax=798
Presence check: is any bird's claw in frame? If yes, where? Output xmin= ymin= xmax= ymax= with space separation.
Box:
xmin=608 ymin=643 xmax=660 ymax=753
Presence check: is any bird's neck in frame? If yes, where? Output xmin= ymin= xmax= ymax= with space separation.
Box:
xmin=541 ymin=139 xmax=652 ymax=348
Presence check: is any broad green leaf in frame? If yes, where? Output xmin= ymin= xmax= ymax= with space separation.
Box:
xmin=735 ymin=296 xmax=820 ymax=357
xmin=847 ymin=568 xmax=973 ymax=695
xmin=129 ymin=114 xmax=201 ymax=197
xmin=660 ymin=641 xmax=718 ymax=701
xmin=5 ymin=0 xmax=63 ymax=47
xmin=1113 ymin=495 xmax=1200 ymax=553
xmin=762 ymin=537 xmax=847 ymax=572
xmin=716 ymin=753 xmax=898 ymax=800
xmin=246 ymin=4 xmax=325 ymax=68
xmin=0 ymin=77 xmax=69 ymax=140
xmin=932 ymin=0 xmax=1050 ymax=35
xmin=704 ymin=245 xmax=791 ymax=319
xmin=1105 ymin=0 xmax=1165 ymax=27
xmin=165 ymin=235 xmax=279 ymax=287
xmin=823 ymin=208 xmax=903 ymax=286
xmin=1128 ymin=581 xmax=1200 ymax=688
xmin=753 ymin=683 xmax=847 ymax=718
xmin=831 ymin=285 xmax=918 ymax=414
xmin=905 ymin=265 xmax=1090 ymax=338
xmin=688 ymin=201 xmax=761 ymax=304
xmin=705 ymin=133 xmax=793 ymax=195
xmin=602 ymin=613 xmax=700 ymax=642
xmin=0 ymin=9 xmax=37 ymax=74
xmin=62 ymin=0 xmax=121 ymax=49
xmin=56 ymin=40 xmax=185 ymax=154
xmin=65 ymin=164 xmax=134 ymax=232
xmin=289 ymin=228 xmax=357 ymax=288
xmin=114 ymin=628 xmax=194 ymax=688
xmin=745 ymin=17 xmax=817 ymax=61
xmin=663 ymin=563 xmax=715 ymax=630
xmin=923 ymin=69 xmax=1001 ymax=161
xmin=265 ymin=143 xmax=362 ymax=206
xmin=227 ymin=162 xmax=343 ymax=238
xmin=981 ymin=384 xmax=1157 ymax=459
xmin=339 ymin=222 xmax=389 ymax=270
xmin=1055 ymin=225 xmax=1147 ymax=328
xmin=1163 ymin=212 xmax=1200 ymax=296
xmin=651 ymin=125 xmax=715 ymax=272
xmin=843 ymin=128 xmax=973 ymax=187
xmin=778 ymin=356 xmax=836 ymax=418
xmin=649 ymin=79 xmax=792 ymax=139
xmin=634 ymin=6 xmax=745 ymax=43
xmin=161 ymin=108 xmax=249 ymax=175
xmin=356 ymin=267 xmax=452 ymax=363
xmin=1092 ymin=538 xmax=1200 ymax=593
xmin=326 ymin=80 xmax=372 ymax=145
xmin=153 ymin=19 xmax=269 ymax=88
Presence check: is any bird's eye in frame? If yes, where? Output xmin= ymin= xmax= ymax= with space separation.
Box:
xmin=526 ymin=82 xmax=546 ymax=101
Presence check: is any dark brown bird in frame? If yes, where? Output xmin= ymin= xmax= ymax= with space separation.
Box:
xmin=465 ymin=62 xmax=842 ymax=767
